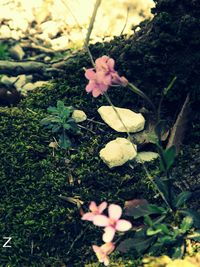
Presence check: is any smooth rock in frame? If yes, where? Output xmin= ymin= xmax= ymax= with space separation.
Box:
xmin=14 ymin=74 xmax=33 ymax=91
xmin=40 ymin=21 xmax=61 ymax=38
xmin=135 ymin=151 xmax=159 ymax=163
xmin=72 ymin=110 xmax=87 ymax=123
xmin=0 ymin=25 xmax=12 ymax=38
xmin=50 ymin=36 xmax=69 ymax=51
xmin=1 ymin=76 xmax=18 ymax=86
xmin=22 ymin=81 xmax=49 ymax=92
xmin=99 ymin=138 xmax=137 ymax=168
xmin=9 ymin=44 xmax=25 ymax=60
xmin=98 ymin=106 xmax=145 ymax=133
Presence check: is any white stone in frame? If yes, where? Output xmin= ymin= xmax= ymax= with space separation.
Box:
xmin=99 ymin=138 xmax=137 ymax=168
xmin=98 ymin=106 xmax=145 ymax=133
xmin=1 ymin=76 xmax=17 ymax=86
xmin=22 ymin=81 xmax=49 ymax=92
xmin=72 ymin=110 xmax=87 ymax=123
xmin=50 ymin=36 xmax=69 ymax=51
xmin=0 ymin=25 xmax=12 ymax=38
xmin=9 ymin=44 xmax=25 ymax=60
xmin=135 ymin=152 xmax=159 ymax=163
xmin=40 ymin=21 xmax=61 ymax=38
xmin=14 ymin=75 xmax=27 ymax=90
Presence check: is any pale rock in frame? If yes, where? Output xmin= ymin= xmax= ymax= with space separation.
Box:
xmin=0 ymin=25 xmax=12 ymax=38
xmin=14 ymin=74 xmax=33 ymax=91
xmin=98 ymin=106 xmax=145 ymax=133
xmin=50 ymin=36 xmax=69 ymax=51
xmin=22 ymin=81 xmax=49 ymax=92
xmin=99 ymin=138 xmax=137 ymax=168
xmin=1 ymin=76 xmax=18 ymax=86
xmin=8 ymin=15 xmax=28 ymax=32
xmin=136 ymin=151 xmax=159 ymax=163
xmin=44 ymin=56 xmax=51 ymax=62
xmin=72 ymin=110 xmax=87 ymax=123
xmin=9 ymin=44 xmax=25 ymax=60
xmin=40 ymin=21 xmax=60 ymax=38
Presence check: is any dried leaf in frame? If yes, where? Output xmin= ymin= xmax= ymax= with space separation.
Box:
xmin=167 ymin=94 xmax=191 ymax=154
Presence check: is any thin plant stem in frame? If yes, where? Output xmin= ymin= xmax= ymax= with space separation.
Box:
xmin=104 ymin=92 xmax=172 ymax=211
xmin=127 ymin=82 xmax=157 ymax=114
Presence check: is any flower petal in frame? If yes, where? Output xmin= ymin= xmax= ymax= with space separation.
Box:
xmin=85 ymin=69 xmax=96 ymax=80
xmin=86 ymin=81 xmax=94 ymax=92
xmin=108 ymin=204 xmax=122 ymax=220
xmin=92 ymin=245 xmax=101 ymax=254
xmin=103 ymin=226 xmax=116 ymax=242
xmin=92 ymin=88 xmax=102 ymax=97
xmin=81 ymin=212 xmax=95 ymax=221
xmin=98 ymin=201 xmax=107 ymax=214
xmin=93 ymin=215 xmax=110 ymax=227
xmin=116 ymin=219 xmax=132 ymax=232
xmin=89 ymin=201 xmax=97 ymax=212
xmin=107 ymin=58 xmax=115 ymax=71
xmin=104 ymin=256 xmax=110 ymax=266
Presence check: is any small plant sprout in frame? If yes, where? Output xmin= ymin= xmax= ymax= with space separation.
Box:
xmin=92 ymin=242 xmax=115 ymax=266
xmin=40 ymin=100 xmax=80 ymax=149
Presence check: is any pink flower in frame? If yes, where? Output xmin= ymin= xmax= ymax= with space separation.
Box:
xmin=92 ymin=242 xmax=115 ymax=266
xmin=81 ymin=201 xmax=107 ymax=221
xmin=93 ymin=204 xmax=132 ymax=242
xmin=85 ymin=55 xmax=128 ymax=97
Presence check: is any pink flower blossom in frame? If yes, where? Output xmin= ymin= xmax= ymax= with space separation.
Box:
xmin=92 ymin=242 xmax=115 ymax=266
xmin=81 ymin=201 xmax=107 ymax=221
xmin=93 ymin=204 xmax=132 ymax=242
xmin=85 ymin=55 xmax=128 ymax=97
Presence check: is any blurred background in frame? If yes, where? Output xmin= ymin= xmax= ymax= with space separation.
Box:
xmin=0 ymin=0 xmax=154 ymax=50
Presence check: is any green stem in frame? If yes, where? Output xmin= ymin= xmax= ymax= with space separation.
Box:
xmin=127 ymin=82 xmax=157 ymax=114
xmin=104 ymin=92 xmax=172 ymax=211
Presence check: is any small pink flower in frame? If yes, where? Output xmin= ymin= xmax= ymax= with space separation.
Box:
xmin=81 ymin=201 xmax=107 ymax=221
xmin=92 ymin=242 xmax=115 ymax=266
xmin=93 ymin=204 xmax=132 ymax=242
xmin=85 ymin=55 xmax=128 ymax=97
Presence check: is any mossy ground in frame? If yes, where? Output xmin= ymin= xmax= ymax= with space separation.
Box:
xmin=1 ymin=0 xmax=200 ymax=265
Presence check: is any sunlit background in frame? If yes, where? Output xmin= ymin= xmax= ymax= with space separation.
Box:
xmin=0 ymin=0 xmax=154 ymax=50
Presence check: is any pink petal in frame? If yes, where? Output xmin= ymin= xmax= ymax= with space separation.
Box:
xmin=98 ymin=201 xmax=108 ymax=213
xmin=116 ymin=219 xmax=132 ymax=232
xmin=107 ymin=58 xmax=115 ymax=71
xmin=86 ymin=81 xmax=94 ymax=92
xmin=92 ymin=245 xmax=101 ymax=254
xmin=103 ymin=226 xmax=116 ymax=243
xmin=92 ymin=88 xmax=102 ymax=97
xmin=108 ymin=204 xmax=122 ymax=220
xmin=85 ymin=69 xmax=96 ymax=80
xmin=81 ymin=212 xmax=95 ymax=221
xmin=89 ymin=201 xmax=97 ymax=212
xmin=93 ymin=215 xmax=109 ymax=227
xmin=104 ymin=256 xmax=109 ymax=266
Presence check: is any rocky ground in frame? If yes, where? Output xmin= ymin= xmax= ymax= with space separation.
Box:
xmin=0 ymin=0 xmax=154 ymax=105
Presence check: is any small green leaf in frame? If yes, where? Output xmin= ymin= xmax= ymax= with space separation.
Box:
xmin=163 ymin=76 xmax=177 ymax=96
xmin=172 ymin=244 xmax=184 ymax=259
xmin=147 ymin=228 xmax=162 ymax=236
xmin=174 ymin=191 xmax=192 ymax=208
xmin=160 ymin=145 xmax=176 ymax=171
xmin=125 ymin=202 xmax=165 ymax=219
xmin=179 ymin=209 xmax=200 ymax=228
xmin=52 ymin=125 xmax=61 ymax=133
xmin=180 ymin=216 xmax=193 ymax=232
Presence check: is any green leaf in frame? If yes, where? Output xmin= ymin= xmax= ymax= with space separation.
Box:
xmin=155 ymin=120 xmax=168 ymax=141
xmin=179 ymin=209 xmax=200 ymax=228
xmin=52 ymin=125 xmax=61 ymax=133
xmin=154 ymin=176 xmax=170 ymax=203
xmin=180 ymin=216 xmax=193 ymax=232
xmin=147 ymin=228 xmax=162 ymax=236
xmin=172 ymin=244 xmax=184 ymax=259
xmin=174 ymin=191 xmax=192 ymax=208
xmin=125 ymin=202 xmax=165 ymax=219
xmin=160 ymin=146 xmax=176 ymax=171
xmin=47 ymin=106 xmax=59 ymax=114
xmin=59 ymin=134 xmax=71 ymax=149
xmin=163 ymin=76 xmax=177 ymax=96
xmin=117 ymin=236 xmax=156 ymax=254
